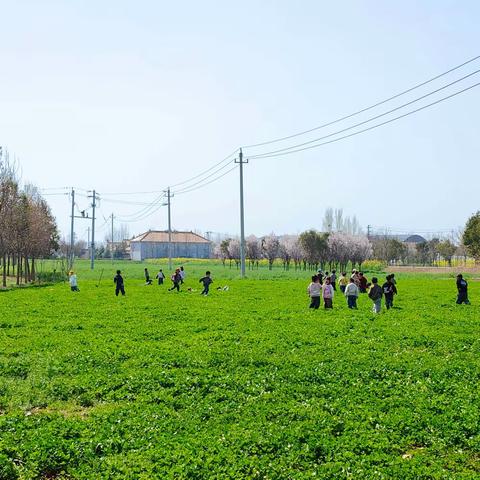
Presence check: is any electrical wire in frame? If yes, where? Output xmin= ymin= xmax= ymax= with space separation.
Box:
xmin=101 ymin=148 xmax=239 ymax=196
xmin=114 ymin=192 xmax=166 ymax=220
xmin=100 ymin=197 xmax=165 ymax=206
xmin=242 ymin=54 xmax=480 ymax=149
xmin=118 ymin=201 xmax=167 ymax=223
xmin=171 ymin=159 xmax=235 ymax=194
xmin=248 ymin=69 xmax=480 ymax=158
xmin=169 ymin=148 xmax=239 ymax=188
xmin=173 ymin=165 xmax=238 ymax=196
xmin=247 ymin=81 xmax=480 ymax=160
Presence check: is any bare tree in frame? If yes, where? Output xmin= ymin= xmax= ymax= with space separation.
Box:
xmin=322 ymin=208 xmax=334 ymax=232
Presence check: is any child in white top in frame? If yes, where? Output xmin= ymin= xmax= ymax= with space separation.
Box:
xmin=307 ymin=275 xmax=321 ymax=309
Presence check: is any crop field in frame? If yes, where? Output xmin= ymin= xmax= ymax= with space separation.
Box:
xmin=0 ymin=260 xmax=479 ymax=479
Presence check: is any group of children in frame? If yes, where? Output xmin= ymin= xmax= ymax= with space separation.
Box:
xmin=69 ymin=266 xmax=471 ymax=307
xmin=308 ymin=269 xmax=398 ymax=313
xmin=114 ymin=267 xmax=214 ymax=296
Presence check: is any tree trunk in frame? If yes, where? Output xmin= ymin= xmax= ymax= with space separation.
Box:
xmin=2 ymin=254 xmax=6 ymax=288
xmin=16 ymin=255 xmax=21 ymax=285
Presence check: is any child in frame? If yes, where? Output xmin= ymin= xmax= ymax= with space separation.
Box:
xmin=114 ymin=270 xmax=125 ymax=296
xmin=358 ymin=272 xmax=368 ymax=293
xmin=382 ymin=275 xmax=397 ymax=309
xmin=344 ymin=277 xmax=359 ymax=309
xmin=144 ymin=268 xmax=152 ymax=285
xmin=169 ymin=268 xmax=182 ymax=292
xmin=322 ymin=277 xmax=334 ymax=309
xmin=156 ymin=269 xmax=165 ymax=285
xmin=307 ymin=275 xmax=321 ymax=309
xmin=68 ymin=271 xmax=79 ymax=292
xmin=179 ymin=266 xmax=186 ymax=284
xmin=199 ymin=271 xmax=213 ymax=295
xmin=338 ymin=272 xmax=348 ymax=293
xmin=330 ymin=270 xmax=337 ymax=290
xmin=368 ymin=277 xmax=383 ymax=313
xmin=456 ymin=274 xmax=470 ymax=304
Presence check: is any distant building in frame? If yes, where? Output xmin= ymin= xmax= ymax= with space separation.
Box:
xmin=130 ymin=230 xmax=211 ymax=261
xmin=369 ymin=233 xmax=427 ymax=245
xmin=403 ymin=234 xmax=427 ymax=244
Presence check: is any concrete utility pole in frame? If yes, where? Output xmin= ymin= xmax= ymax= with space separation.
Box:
xmin=111 ymin=213 xmax=114 ymax=264
xmin=69 ymin=188 xmax=75 ymax=269
xmin=167 ymin=188 xmax=173 ymax=271
xmin=367 ymin=225 xmax=371 ymax=238
xmin=89 ymin=190 xmax=98 ymax=270
xmin=235 ymin=148 xmax=248 ymax=278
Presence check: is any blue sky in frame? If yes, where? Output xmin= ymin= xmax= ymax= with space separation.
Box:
xmin=1 ymin=0 xmax=479 ymax=241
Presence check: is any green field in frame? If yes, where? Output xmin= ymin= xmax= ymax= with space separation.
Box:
xmin=0 ymin=260 xmax=479 ymax=479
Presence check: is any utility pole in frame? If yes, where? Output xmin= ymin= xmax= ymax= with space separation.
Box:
xmin=69 ymin=188 xmax=75 ymax=269
xmin=89 ymin=190 xmax=99 ymax=270
xmin=111 ymin=213 xmax=114 ymax=264
xmin=167 ymin=188 xmax=173 ymax=271
xmin=235 ymin=148 xmax=248 ymax=278
xmin=367 ymin=225 xmax=371 ymax=239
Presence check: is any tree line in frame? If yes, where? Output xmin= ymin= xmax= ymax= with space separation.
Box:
xmin=214 ymin=231 xmax=372 ymax=271
xmin=0 ymin=150 xmax=58 ymax=287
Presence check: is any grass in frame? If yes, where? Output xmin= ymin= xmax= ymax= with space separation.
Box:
xmin=0 ymin=260 xmax=479 ymax=478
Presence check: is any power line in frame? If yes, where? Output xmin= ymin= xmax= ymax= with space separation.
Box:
xmin=171 ymin=159 xmax=235 ymax=194
xmin=117 ymin=201 xmax=167 ymax=223
xmin=169 ymin=148 xmax=239 ymax=188
xmin=242 ymin=54 xmax=480 ymax=149
xmin=114 ymin=192 xmax=166 ymax=220
xmin=101 ymin=148 xmax=239 ymax=196
xmin=247 ymin=80 xmax=480 ymax=160
xmin=173 ymin=164 xmax=238 ymax=196
xmin=247 ymin=69 xmax=480 ymax=159
xmin=100 ymin=197 xmax=165 ymax=206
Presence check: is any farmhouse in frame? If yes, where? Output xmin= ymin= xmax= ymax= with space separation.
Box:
xmin=130 ymin=230 xmax=211 ymax=261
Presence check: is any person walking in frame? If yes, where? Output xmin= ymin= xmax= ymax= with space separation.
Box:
xmin=456 ymin=274 xmax=470 ymax=304
xmin=344 ymin=278 xmax=359 ymax=309
xmin=330 ymin=270 xmax=337 ymax=291
xmin=169 ymin=268 xmax=182 ymax=292
xmin=114 ymin=270 xmax=125 ymax=296
xmin=156 ymin=269 xmax=165 ymax=285
xmin=144 ymin=268 xmax=152 ymax=285
xmin=382 ymin=275 xmax=397 ymax=309
xmin=307 ymin=275 xmax=321 ymax=309
xmin=338 ymin=272 xmax=348 ymax=294
xmin=179 ymin=266 xmax=186 ymax=284
xmin=358 ymin=272 xmax=368 ymax=293
xmin=199 ymin=271 xmax=213 ymax=295
xmin=368 ymin=277 xmax=383 ymax=313
xmin=68 ymin=271 xmax=80 ymax=292
xmin=322 ymin=277 xmax=334 ymax=309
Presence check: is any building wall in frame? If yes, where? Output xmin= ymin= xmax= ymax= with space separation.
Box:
xmin=130 ymin=241 xmax=211 ymax=260
xmin=130 ymin=242 xmax=143 ymax=261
